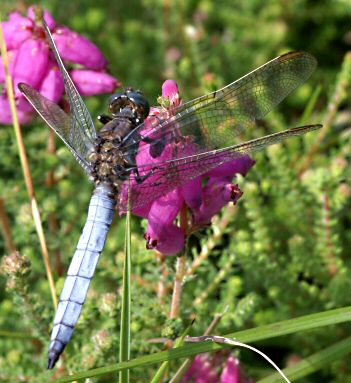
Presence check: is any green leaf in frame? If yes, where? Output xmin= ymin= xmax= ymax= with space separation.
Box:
xmin=258 ymin=336 xmax=351 ymax=382
xmin=0 ymin=330 xmax=37 ymax=339
xmin=150 ymin=320 xmax=194 ymax=383
xmin=54 ymin=306 xmax=351 ymax=382
xmin=119 ymin=184 xmax=132 ymax=383
xmin=299 ymin=84 xmax=322 ymax=125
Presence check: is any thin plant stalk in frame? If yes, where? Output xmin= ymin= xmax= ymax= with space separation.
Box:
xmin=150 ymin=320 xmax=194 ymax=383
xmin=170 ymin=310 xmax=226 ymax=383
xmin=299 ymin=51 xmax=351 ymax=174
xmin=187 ymin=204 xmax=237 ymax=277
xmin=0 ymin=330 xmax=38 ymax=339
xmin=299 ymin=84 xmax=322 ymax=126
xmin=170 ymin=205 xmax=188 ymax=318
xmin=0 ymin=198 xmax=17 ymax=253
xmin=46 ymin=129 xmax=64 ymax=276
xmin=119 ymin=181 xmax=132 ymax=383
xmin=0 ymin=19 xmax=57 ymax=308
xmin=193 ymin=253 xmax=236 ymax=307
xmin=157 ymin=253 xmax=169 ymax=304
xmin=258 ymin=336 xmax=351 ymax=383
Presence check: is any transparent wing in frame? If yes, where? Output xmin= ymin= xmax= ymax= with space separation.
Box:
xmin=121 ymin=51 xmax=317 ymax=160
xmin=19 ymin=83 xmax=93 ymax=173
xmin=18 ymin=20 xmax=98 ymax=174
xmin=119 ymin=124 xmax=322 ymax=211
xmin=43 ymin=20 xmax=97 ymax=143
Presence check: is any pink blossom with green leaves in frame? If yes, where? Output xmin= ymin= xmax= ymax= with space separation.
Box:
xmin=0 ymin=6 xmax=120 ymax=125
xmin=131 ymin=80 xmax=255 ymax=255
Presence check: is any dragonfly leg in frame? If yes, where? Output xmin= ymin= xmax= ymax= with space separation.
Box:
xmin=122 ymin=166 xmax=156 ymax=184
xmin=140 ymin=135 xmax=166 ymax=158
xmin=98 ymin=114 xmax=113 ymax=125
xmin=133 ymin=166 xmax=157 ymax=184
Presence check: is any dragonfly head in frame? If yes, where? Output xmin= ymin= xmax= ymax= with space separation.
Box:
xmin=109 ymin=89 xmax=150 ymax=123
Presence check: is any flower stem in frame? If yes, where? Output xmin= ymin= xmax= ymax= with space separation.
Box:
xmin=187 ymin=204 xmax=237 ymax=276
xmin=194 ymin=253 xmax=236 ymax=307
xmin=0 ymin=198 xmax=17 ymax=253
xmin=170 ymin=310 xmax=226 ymax=383
xmin=299 ymin=51 xmax=351 ymax=174
xmin=170 ymin=205 xmax=188 ymax=319
xmin=157 ymin=253 xmax=169 ymax=304
xmin=46 ymin=130 xmax=64 ymax=276
xmin=0 ymin=20 xmax=57 ymax=308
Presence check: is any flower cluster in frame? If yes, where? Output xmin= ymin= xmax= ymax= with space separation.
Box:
xmin=131 ymin=80 xmax=255 ymax=255
xmin=183 ymin=353 xmax=254 ymax=383
xmin=0 ymin=252 xmax=31 ymax=292
xmin=0 ymin=6 xmax=120 ymax=125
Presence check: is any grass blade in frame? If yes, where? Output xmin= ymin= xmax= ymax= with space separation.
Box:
xmin=119 ymin=182 xmax=132 ymax=383
xmin=258 ymin=336 xmax=351 ymax=382
xmin=0 ymin=16 xmax=57 ymax=308
xmin=299 ymin=84 xmax=322 ymax=125
xmin=54 ymin=306 xmax=351 ymax=382
xmin=150 ymin=320 xmax=194 ymax=383
xmin=0 ymin=330 xmax=38 ymax=339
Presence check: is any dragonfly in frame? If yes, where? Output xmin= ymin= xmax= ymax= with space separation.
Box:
xmin=19 ymin=21 xmax=322 ymax=370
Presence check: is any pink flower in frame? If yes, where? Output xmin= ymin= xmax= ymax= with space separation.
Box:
xmin=183 ymin=354 xmax=219 ymax=383
xmin=193 ymin=180 xmax=244 ymax=226
xmin=70 ymin=69 xmax=120 ymax=96
xmin=183 ymin=353 xmax=254 ymax=383
xmin=162 ymin=79 xmax=181 ymax=107
xmin=0 ymin=6 xmax=120 ymax=125
xmin=52 ymin=26 xmax=108 ymax=70
xmin=220 ymin=356 xmax=241 ymax=383
xmin=0 ymin=94 xmax=33 ymax=124
xmin=39 ymin=62 xmax=64 ymax=103
xmin=145 ymin=223 xmax=185 ymax=255
xmin=1 ymin=13 xmax=33 ymax=50
xmin=12 ymin=38 xmax=49 ymax=92
xmin=129 ymin=80 xmax=255 ymax=255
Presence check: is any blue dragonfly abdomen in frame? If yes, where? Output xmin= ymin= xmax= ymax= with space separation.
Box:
xmin=48 ymin=183 xmax=116 ymax=369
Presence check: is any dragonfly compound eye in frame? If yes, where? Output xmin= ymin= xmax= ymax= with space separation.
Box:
xmin=109 ymin=91 xmax=150 ymax=122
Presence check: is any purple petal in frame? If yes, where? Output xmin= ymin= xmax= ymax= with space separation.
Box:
xmin=1 ymin=14 xmax=33 ymax=50
xmin=13 ymin=38 xmax=49 ymax=94
xmin=70 ymin=69 xmax=120 ymax=96
xmin=183 ymin=354 xmax=219 ymax=383
xmin=183 ymin=355 xmax=204 ymax=380
xmin=193 ymin=180 xmax=243 ymax=225
xmin=39 ymin=62 xmax=64 ymax=102
xmin=27 ymin=6 xmax=56 ymax=30
xmin=221 ymin=183 xmax=243 ymax=204
xmin=181 ymin=177 xmax=202 ymax=209
xmin=0 ymin=94 xmax=34 ymax=125
xmin=205 ymin=155 xmax=255 ymax=178
xmin=162 ymin=79 xmax=181 ymax=106
xmin=52 ymin=26 xmax=108 ymax=69
xmin=145 ymin=223 xmax=184 ymax=255
xmin=148 ymin=188 xmax=184 ymax=227
xmin=132 ymin=203 xmax=152 ymax=219
xmin=220 ymin=357 xmax=241 ymax=383
xmin=0 ymin=49 xmax=18 ymax=82
xmin=183 ymin=355 xmax=210 ymax=382
xmin=137 ymin=140 xmax=173 ymax=168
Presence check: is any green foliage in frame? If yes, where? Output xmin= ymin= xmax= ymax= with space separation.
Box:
xmin=1 ymin=0 xmax=351 ymax=382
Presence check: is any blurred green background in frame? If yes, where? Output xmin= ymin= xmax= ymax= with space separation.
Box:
xmin=1 ymin=0 xmax=351 ymax=382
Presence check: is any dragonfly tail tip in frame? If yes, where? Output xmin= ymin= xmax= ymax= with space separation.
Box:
xmin=47 ymin=352 xmax=59 ymax=370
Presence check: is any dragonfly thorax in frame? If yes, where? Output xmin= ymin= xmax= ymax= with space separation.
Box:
xmin=89 ymin=116 xmax=140 ymax=191
xmin=88 ymin=89 xmax=151 ymax=191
